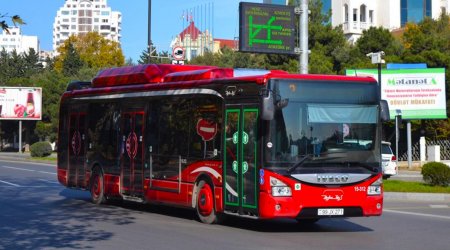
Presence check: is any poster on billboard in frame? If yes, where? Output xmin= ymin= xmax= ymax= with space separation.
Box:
xmin=0 ymin=87 xmax=42 ymax=120
xmin=346 ymin=68 xmax=447 ymax=120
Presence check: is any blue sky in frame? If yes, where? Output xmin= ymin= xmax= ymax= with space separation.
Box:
xmin=2 ymin=0 xmax=262 ymax=62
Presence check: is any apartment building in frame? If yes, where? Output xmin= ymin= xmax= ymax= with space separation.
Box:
xmin=330 ymin=0 xmax=449 ymax=43
xmin=53 ymin=0 xmax=121 ymax=52
xmin=0 ymin=27 xmax=39 ymax=54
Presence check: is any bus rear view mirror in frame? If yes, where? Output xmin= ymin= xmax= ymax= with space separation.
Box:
xmin=380 ymin=100 xmax=390 ymax=122
xmin=261 ymin=90 xmax=274 ymax=120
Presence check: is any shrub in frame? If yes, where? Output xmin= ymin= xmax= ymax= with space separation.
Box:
xmin=30 ymin=141 xmax=53 ymax=157
xmin=421 ymin=162 xmax=450 ymax=187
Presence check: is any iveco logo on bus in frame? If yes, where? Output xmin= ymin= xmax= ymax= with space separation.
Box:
xmin=317 ymin=174 xmax=349 ymax=183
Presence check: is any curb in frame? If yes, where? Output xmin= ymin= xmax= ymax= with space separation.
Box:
xmin=0 ymin=154 xmax=56 ymax=165
xmin=384 ymin=192 xmax=450 ymax=202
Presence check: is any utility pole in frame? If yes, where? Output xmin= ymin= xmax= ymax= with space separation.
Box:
xmin=298 ymin=0 xmax=308 ymax=74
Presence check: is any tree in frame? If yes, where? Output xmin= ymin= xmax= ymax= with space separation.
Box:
xmin=355 ymin=27 xmax=403 ymax=57
xmin=138 ymin=48 xmax=171 ymax=64
xmin=22 ymin=48 xmax=43 ymax=77
xmin=62 ymin=42 xmax=84 ymax=76
xmin=54 ymin=32 xmax=125 ymax=73
xmin=401 ymin=14 xmax=450 ymax=138
xmin=0 ymin=13 xmax=24 ymax=33
xmin=307 ymin=0 xmax=349 ymax=74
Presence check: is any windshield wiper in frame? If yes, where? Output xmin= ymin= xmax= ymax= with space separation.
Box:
xmin=287 ymin=154 xmax=313 ymax=174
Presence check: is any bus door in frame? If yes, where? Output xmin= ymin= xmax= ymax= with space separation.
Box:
xmin=120 ymin=111 xmax=145 ymax=197
xmin=223 ymin=105 xmax=259 ymax=215
xmin=68 ymin=113 xmax=86 ymax=188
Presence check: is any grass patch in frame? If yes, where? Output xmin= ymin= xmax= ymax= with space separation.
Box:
xmin=31 ymin=156 xmax=57 ymax=163
xmin=384 ymin=180 xmax=450 ymax=194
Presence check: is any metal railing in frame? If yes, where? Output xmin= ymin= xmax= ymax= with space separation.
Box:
xmin=398 ymin=140 xmax=450 ymax=161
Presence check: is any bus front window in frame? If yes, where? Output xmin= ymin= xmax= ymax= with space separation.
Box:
xmin=264 ymin=80 xmax=381 ymax=172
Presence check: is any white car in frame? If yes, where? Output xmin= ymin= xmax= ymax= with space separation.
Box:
xmin=381 ymin=141 xmax=397 ymax=178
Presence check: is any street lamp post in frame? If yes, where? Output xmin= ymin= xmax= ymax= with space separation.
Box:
xmin=366 ymin=51 xmax=385 ymax=96
xmin=395 ymin=109 xmax=402 ymax=164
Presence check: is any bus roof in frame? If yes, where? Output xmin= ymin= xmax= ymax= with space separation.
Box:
xmin=90 ymin=64 xmax=377 ymax=89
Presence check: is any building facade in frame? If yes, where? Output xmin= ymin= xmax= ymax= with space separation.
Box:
xmin=53 ymin=0 xmax=121 ymax=52
xmin=329 ymin=0 xmax=449 ymax=43
xmin=170 ymin=21 xmax=214 ymax=61
xmin=0 ymin=27 xmax=39 ymax=54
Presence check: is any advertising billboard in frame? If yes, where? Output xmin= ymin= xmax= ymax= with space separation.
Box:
xmin=346 ymin=68 xmax=446 ymax=120
xmin=0 ymin=87 xmax=42 ymax=120
xmin=239 ymin=2 xmax=295 ymax=54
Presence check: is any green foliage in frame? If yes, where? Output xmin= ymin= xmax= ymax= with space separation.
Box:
xmin=62 ymin=42 xmax=84 ymax=76
xmin=384 ymin=180 xmax=450 ymax=193
xmin=0 ymin=48 xmax=43 ymax=83
xmin=137 ymin=43 xmax=171 ymax=65
xmin=30 ymin=141 xmax=53 ymax=157
xmin=55 ymin=32 xmax=125 ymax=74
xmin=421 ymin=162 xmax=450 ymax=187
xmin=356 ymin=27 xmax=402 ymax=57
xmin=35 ymin=121 xmax=53 ymax=141
xmin=0 ymin=13 xmax=25 ymax=33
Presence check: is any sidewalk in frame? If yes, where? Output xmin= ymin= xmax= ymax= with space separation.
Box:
xmin=389 ymin=169 xmax=423 ymax=182
xmin=0 ymin=152 xmax=56 ymax=164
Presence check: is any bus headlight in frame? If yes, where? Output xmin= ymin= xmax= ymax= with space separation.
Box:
xmin=270 ymin=176 xmax=292 ymax=197
xmin=367 ymin=176 xmax=382 ymax=196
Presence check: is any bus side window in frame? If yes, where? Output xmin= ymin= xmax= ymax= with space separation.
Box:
xmin=189 ymin=96 xmax=222 ymax=160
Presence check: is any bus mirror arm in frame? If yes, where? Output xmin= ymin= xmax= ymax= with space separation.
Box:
xmin=380 ymin=100 xmax=390 ymax=122
xmin=261 ymin=90 xmax=275 ymax=120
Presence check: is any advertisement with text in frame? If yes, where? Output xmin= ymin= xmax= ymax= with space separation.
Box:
xmin=346 ymin=68 xmax=446 ymax=120
xmin=0 ymin=87 xmax=42 ymax=120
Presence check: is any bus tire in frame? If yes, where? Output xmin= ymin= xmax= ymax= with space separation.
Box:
xmin=90 ymin=168 xmax=105 ymax=205
xmin=196 ymin=180 xmax=220 ymax=224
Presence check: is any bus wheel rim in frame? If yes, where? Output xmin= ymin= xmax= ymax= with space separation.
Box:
xmin=92 ymin=175 xmax=100 ymax=198
xmin=198 ymin=185 xmax=213 ymax=216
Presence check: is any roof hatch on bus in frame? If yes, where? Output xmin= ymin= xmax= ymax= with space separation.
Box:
xmin=92 ymin=64 xmax=232 ymax=88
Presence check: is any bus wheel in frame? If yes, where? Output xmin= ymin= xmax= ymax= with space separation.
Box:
xmin=90 ymin=169 xmax=105 ymax=205
xmin=196 ymin=180 xmax=219 ymax=224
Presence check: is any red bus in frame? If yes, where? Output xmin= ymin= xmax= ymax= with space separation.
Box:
xmin=57 ymin=64 xmax=390 ymax=224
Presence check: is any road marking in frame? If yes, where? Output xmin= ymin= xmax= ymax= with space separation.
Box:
xmin=0 ymin=180 xmax=21 ymax=187
xmin=0 ymin=186 xmax=60 ymax=188
xmin=383 ymin=209 xmax=450 ymax=220
xmin=430 ymin=205 xmax=449 ymax=208
xmin=1 ymin=165 xmax=56 ymax=175
xmin=37 ymin=170 xmax=57 ymax=175
xmin=2 ymin=165 xmax=35 ymax=172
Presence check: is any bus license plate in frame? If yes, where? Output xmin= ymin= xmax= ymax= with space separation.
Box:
xmin=318 ymin=208 xmax=344 ymax=216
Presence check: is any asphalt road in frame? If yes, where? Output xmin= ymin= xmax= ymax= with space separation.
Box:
xmin=1 ymin=160 xmax=449 ymax=250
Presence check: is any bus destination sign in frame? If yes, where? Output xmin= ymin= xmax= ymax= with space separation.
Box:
xmin=239 ymin=2 xmax=295 ymax=54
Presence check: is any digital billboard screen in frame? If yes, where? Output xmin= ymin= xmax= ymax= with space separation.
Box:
xmin=239 ymin=2 xmax=296 ymax=54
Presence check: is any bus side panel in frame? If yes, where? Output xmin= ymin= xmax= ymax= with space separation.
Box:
xmin=145 ymin=182 xmax=191 ymax=207
xmin=104 ymin=174 xmax=120 ymax=197
xmin=214 ymin=186 xmax=224 ymax=212
xmin=57 ymin=102 xmax=69 ymax=186
xmin=57 ymin=169 xmax=68 ymax=186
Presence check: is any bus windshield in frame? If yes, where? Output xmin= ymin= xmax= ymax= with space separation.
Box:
xmin=264 ymin=79 xmax=381 ymax=172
